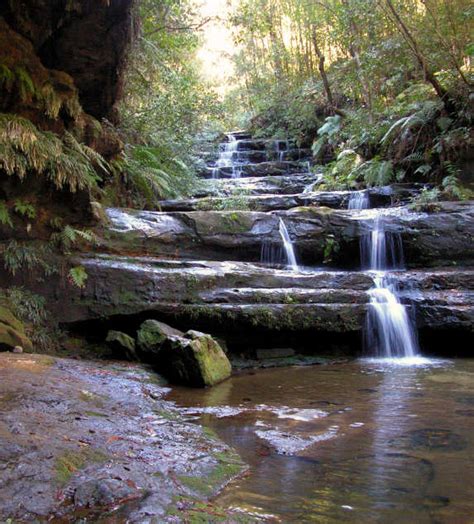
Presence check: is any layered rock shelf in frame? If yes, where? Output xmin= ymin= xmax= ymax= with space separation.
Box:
xmin=13 ymin=134 xmax=472 ymax=357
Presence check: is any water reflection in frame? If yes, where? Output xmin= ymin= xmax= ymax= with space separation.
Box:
xmin=167 ymin=360 xmax=474 ymax=522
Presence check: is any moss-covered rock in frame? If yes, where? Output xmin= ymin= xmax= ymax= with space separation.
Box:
xmin=105 ymin=330 xmax=137 ymax=361
xmin=136 ymin=319 xmax=183 ymax=359
xmin=158 ymin=331 xmax=232 ymax=388
xmin=0 ymin=300 xmax=33 ymax=351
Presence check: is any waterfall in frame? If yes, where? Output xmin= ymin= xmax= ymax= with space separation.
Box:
xmin=348 ymin=191 xmax=369 ymax=210
xmin=278 ymin=140 xmax=289 ymax=162
xmin=362 ymin=212 xmax=419 ymax=359
xmin=214 ymin=134 xmax=241 ymax=178
xmin=279 ymin=218 xmax=299 ymax=272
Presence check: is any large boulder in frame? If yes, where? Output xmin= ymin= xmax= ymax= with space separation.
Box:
xmin=105 ymin=330 xmax=137 ymax=361
xmin=157 ymin=330 xmax=232 ymax=388
xmin=136 ymin=319 xmax=183 ymax=360
xmin=0 ymin=300 xmax=33 ymax=352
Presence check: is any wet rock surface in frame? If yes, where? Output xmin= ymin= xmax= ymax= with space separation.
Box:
xmin=103 ymin=201 xmax=474 ymax=267
xmin=0 ymin=353 xmax=246 ymax=522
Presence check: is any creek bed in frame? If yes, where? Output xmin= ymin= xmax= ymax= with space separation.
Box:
xmin=168 ymin=358 xmax=474 ymax=522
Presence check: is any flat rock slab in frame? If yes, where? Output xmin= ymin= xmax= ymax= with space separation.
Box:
xmin=0 ymin=354 xmax=245 ymax=522
xmin=104 ymin=202 xmax=474 ymax=267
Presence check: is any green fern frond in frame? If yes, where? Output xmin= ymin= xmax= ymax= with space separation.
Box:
xmin=15 ymin=67 xmax=36 ymax=102
xmin=0 ymin=201 xmax=13 ymax=227
xmin=0 ymin=64 xmax=14 ymax=90
xmin=13 ymin=200 xmax=36 ymax=219
xmin=68 ymin=266 xmax=88 ymax=288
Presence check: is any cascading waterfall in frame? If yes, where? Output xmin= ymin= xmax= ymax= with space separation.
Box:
xmin=214 ymin=134 xmax=242 ymax=178
xmin=362 ymin=212 xmax=419 ymax=358
xmin=349 ymin=191 xmax=420 ymax=358
xmin=279 ymin=218 xmax=299 ymax=272
xmin=348 ymin=191 xmax=369 ymax=210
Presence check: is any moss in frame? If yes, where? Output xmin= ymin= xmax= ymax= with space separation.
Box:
xmin=55 ymin=448 xmax=108 ymax=485
xmin=84 ymin=410 xmax=108 ymax=418
xmin=78 ymin=389 xmax=105 ymax=408
xmin=178 ymin=450 xmax=244 ymax=497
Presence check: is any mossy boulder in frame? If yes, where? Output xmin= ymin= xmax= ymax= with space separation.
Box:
xmin=136 ymin=319 xmax=183 ymax=359
xmin=105 ymin=330 xmax=137 ymax=361
xmin=0 ymin=301 xmax=33 ymax=351
xmin=157 ymin=331 xmax=232 ymax=388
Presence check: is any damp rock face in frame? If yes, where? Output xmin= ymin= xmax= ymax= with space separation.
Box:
xmin=0 ymin=353 xmax=244 ymax=521
xmin=158 ymin=330 xmax=232 ymax=387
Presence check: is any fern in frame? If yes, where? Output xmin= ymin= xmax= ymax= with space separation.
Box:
xmin=68 ymin=266 xmax=88 ymax=288
xmin=3 ymin=240 xmax=56 ymax=276
xmin=13 ymin=200 xmax=36 ymax=219
xmin=0 ymin=114 xmax=108 ymax=192
xmin=124 ymin=144 xmax=197 ymax=205
xmin=0 ymin=64 xmax=14 ymax=90
xmin=50 ymin=225 xmax=99 ymax=252
xmin=15 ymin=67 xmax=36 ymax=102
xmin=0 ymin=201 xmax=13 ymax=227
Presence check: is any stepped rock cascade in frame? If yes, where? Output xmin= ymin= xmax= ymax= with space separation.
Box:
xmin=10 ymin=132 xmax=473 ymax=356
xmin=362 ymin=212 xmax=420 ymax=359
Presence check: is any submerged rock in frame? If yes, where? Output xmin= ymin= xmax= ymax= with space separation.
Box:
xmin=158 ymin=331 xmax=232 ymax=387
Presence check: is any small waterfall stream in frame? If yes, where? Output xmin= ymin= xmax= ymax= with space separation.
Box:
xmin=213 ymin=134 xmax=241 ymax=178
xmin=362 ymin=214 xmax=419 ymax=358
xmin=278 ymin=218 xmax=299 ymax=272
xmin=349 ymin=192 xmax=420 ymax=359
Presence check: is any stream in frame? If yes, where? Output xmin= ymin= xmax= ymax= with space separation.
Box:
xmin=168 ymin=359 xmax=474 ymax=522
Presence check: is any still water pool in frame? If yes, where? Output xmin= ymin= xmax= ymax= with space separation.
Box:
xmin=168 ymin=359 xmax=474 ymax=523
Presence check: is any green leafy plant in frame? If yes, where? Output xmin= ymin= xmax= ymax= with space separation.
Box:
xmin=50 ymin=225 xmax=99 ymax=253
xmin=0 ymin=201 xmax=13 ymax=227
xmin=0 ymin=114 xmax=107 ymax=192
xmin=409 ymin=187 xmax=441 ymax=212
xmin=68 ymin=266 xmax=88 ymax=288
xmin=2 ymin=240 xmax=56 ymax=276
xmin=13 ymin=200 xmax=36 ymax=219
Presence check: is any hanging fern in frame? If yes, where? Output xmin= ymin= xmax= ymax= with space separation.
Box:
xmin=68 ymin=265 xmax=88 ymax=288
xmin=0 ymin=113 xmax=108 ymax=192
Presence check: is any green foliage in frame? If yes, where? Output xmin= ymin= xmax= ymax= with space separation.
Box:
xmin=323 ymin=234 xmax=340 ymax=264
xmin=50 ymin=225 xmax=99 ymax=253
xmin=409 ymin=187 xmax=441 ymax=212
xmin=5 ymin=287 xmax=47 ymax=326
xmin=0 ymin=201 xmax=13 ymax=227
xmin=68 ymin=265 xmax=88 ymax=288
xmin=119 ymin=0 xmax=223 ymax=205
xmin=0 ymin=114 xmax=107 ymax=192
xmin=1 ymin=286 xmax=59 ymax=352
xmin=3 ymin=240 xmax=56 ymax=276
xmin=124 ymin=144 xmax=199 ymax=205
xmin=13 ymin=200 xmax=36 ymax=219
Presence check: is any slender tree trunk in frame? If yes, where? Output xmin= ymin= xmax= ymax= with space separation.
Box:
xmin=384 ymin=0 xmax=457 ymax=115
xmin=311 ymin=26 xmax=334 ymax=108
xmin=341 ymin=0 xmax=373 ymax=121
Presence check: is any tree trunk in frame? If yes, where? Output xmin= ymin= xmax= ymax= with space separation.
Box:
xmin=384 ymin=0 xmax=457 ymax=115
xmin=311 ymin=26 xmax=334 ymax=108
